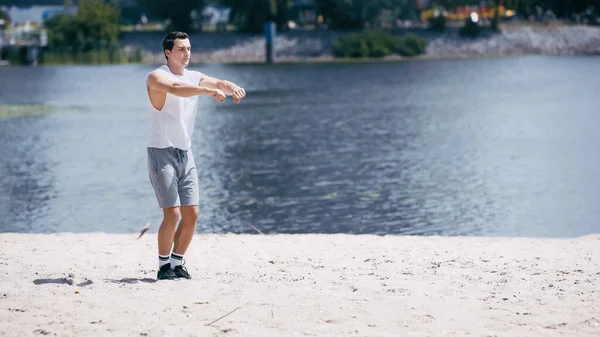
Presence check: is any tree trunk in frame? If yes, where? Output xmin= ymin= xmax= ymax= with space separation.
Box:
xmin=492 ymin=0 xmax=500 ymax=31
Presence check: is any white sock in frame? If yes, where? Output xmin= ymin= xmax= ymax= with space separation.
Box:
xmin=171 ymin=252 xmax=184 ymax=268
xmin=159 ymin=254 xmax=170 ymax=268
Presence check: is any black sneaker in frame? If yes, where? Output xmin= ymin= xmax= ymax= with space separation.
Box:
xmin=157 ymin=264 xmax=177 ymax=280
xmin=173 ymin=261 xmax=191 ymax=279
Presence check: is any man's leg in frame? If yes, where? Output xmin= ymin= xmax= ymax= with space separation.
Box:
xmin=172 ymin=205 xmax=198 ymax=255
xmin=158 ymin=206 xmax=181 ymax=256
xmin=170 ymin=205 xmax=198 ymax=279
xmin=147 ymin=147 xmax=181 ymax=280
xmin=170 ymin=149 xmax=199 ymax=279
xmin=155 ymin=206 xmax=181 ymax=280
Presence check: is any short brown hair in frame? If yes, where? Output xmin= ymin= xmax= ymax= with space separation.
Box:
xmin=162 ymin=31 xmax=189 ymax=59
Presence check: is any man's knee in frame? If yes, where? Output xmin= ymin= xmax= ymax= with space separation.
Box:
xmin=181 ymin=206 xmax=199 ymax=223
xmin=163 ymin=206 xmax=181 ymax=222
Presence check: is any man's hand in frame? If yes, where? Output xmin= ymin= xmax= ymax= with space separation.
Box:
xmin=209 ymin=89 xmax=226 ymax=102
xmin=232 ymin=86 xmax=246 ymax=103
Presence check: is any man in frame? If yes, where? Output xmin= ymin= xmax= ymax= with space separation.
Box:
xmin=146 ymin=31 xmax=246 ymax=280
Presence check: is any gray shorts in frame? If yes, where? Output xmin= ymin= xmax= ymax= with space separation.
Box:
xmin=147 ymin=147 xmax=199 ymax=208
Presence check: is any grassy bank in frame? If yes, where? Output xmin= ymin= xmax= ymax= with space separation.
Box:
xmin=41 ymin=48 xmax=144 ymax=65
xmin=0 ymin=104 xmax=86 ymax=120
xmin=0 ymin=46 xmax=145 ymax=66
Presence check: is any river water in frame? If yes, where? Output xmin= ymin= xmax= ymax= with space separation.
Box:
xmin=1 ymin=55 xmax=599 ymax=237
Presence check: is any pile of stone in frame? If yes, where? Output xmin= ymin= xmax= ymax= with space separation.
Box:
xmin=426 ymin=25 xmax=600 ymax=58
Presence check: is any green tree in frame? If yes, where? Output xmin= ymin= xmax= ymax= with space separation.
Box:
xmin=431 ymin=0 xmax=475 ymax=9
xmin=316 ymin=0 xmax=369 ymax=29
xmin=0 ymin=8 xmax=10 ymax=29
xmin=136 ymin=0 xmax=206 ymax=32
xmin=497 ymin=0 xmax=599 ymax=19
xmin=44 ymin=0 xmax=120 ymax=52
xmin=77 ymin=0 xmax=120 ymax=48
xmin=316 ymin=0 xmax=419 ymax=30
xmin=221 ymin=0 xmax=291 ymax=33
xmin=491 ymin=0 xmax=500 ymax=31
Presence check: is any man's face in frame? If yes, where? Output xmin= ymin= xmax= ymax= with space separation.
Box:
xmin=166 ymin=38 xmax=191 ymax=67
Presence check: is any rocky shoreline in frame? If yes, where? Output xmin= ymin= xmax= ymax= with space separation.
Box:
xmin=426 ymin=24 xmax=600 ymax=59
xmin=120 ymin=24 xmax=600 ymax=64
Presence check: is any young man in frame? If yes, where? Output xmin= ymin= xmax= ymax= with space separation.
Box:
xmin=146 ymin=31 xmax=246 ymax=280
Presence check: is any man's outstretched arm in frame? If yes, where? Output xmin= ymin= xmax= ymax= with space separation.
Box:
xmin=200 ymin=75 xmax=246 ymax=103
xmin=148 ymin=71 xmax=225 ymax=101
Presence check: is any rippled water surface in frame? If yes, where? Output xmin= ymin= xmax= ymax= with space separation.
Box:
xmin=1 ymin=56 xmax=600 ymax=237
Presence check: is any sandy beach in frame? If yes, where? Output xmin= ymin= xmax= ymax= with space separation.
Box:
xmin=0 ymin=233 xmax=598 ymax=337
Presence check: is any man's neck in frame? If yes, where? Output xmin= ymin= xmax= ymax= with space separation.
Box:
xmin=166 ymin=63 xmax=185 ymax=76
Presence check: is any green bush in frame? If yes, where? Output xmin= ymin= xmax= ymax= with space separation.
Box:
xmin=459 ymin=18 xmax=481 ymax=38
xmin=333 ymin=34 xmax=370 ymax=58
xmin=392 ymin=44 xmax=416 ymax=57
xmin=40 ymin=48 xmax=129 ymax=65
xmin=362 ymin=30 xmax=394 ymax=58
xmin=333 ymin=30 xmax=427 ymax=59
xmin=1 ymin=46 xmax=26 ymax=65
xmin=403 ymin=33 xmax=428 ymax=55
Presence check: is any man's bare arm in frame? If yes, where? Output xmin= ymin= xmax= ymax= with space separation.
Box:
xmin=147 ymin=71 xmax=224 ymax=101
xmin=199 ymin=75 xmax=234 ymax=93
xmin=200 ymin=75 xmax=246 ymax=103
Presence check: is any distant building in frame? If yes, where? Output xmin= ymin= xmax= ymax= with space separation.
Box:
xmin=0 ymin=0 xmax=148 ymax=26
xmin=2 ymin=0 xmax=67 ymax=5
xmin=1 ymin=4 xmax=76 ymax=26
xmin=202 ymin=6 xmax=231 ymax=26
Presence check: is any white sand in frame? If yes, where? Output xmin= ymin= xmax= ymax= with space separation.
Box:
xmin=0 ymin=233 xmax=599 ymax=337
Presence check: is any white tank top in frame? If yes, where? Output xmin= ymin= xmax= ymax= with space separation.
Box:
xmin=146 ymin=65 xmax=204 ymax=151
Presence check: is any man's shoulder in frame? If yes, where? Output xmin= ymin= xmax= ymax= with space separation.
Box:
xmin=151 ymin=65 xmax=166 ymax=73
xmin=147 ymin=66 xmax=168 ymax=80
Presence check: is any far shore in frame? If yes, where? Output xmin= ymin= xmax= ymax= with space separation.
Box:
xmin=1 ymin=232 xmax=599 ymax=336
xmin=2 ymin=23 xmax=597 ymax=67
xmin=123 ymin=23 xmax=600 ymax=65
